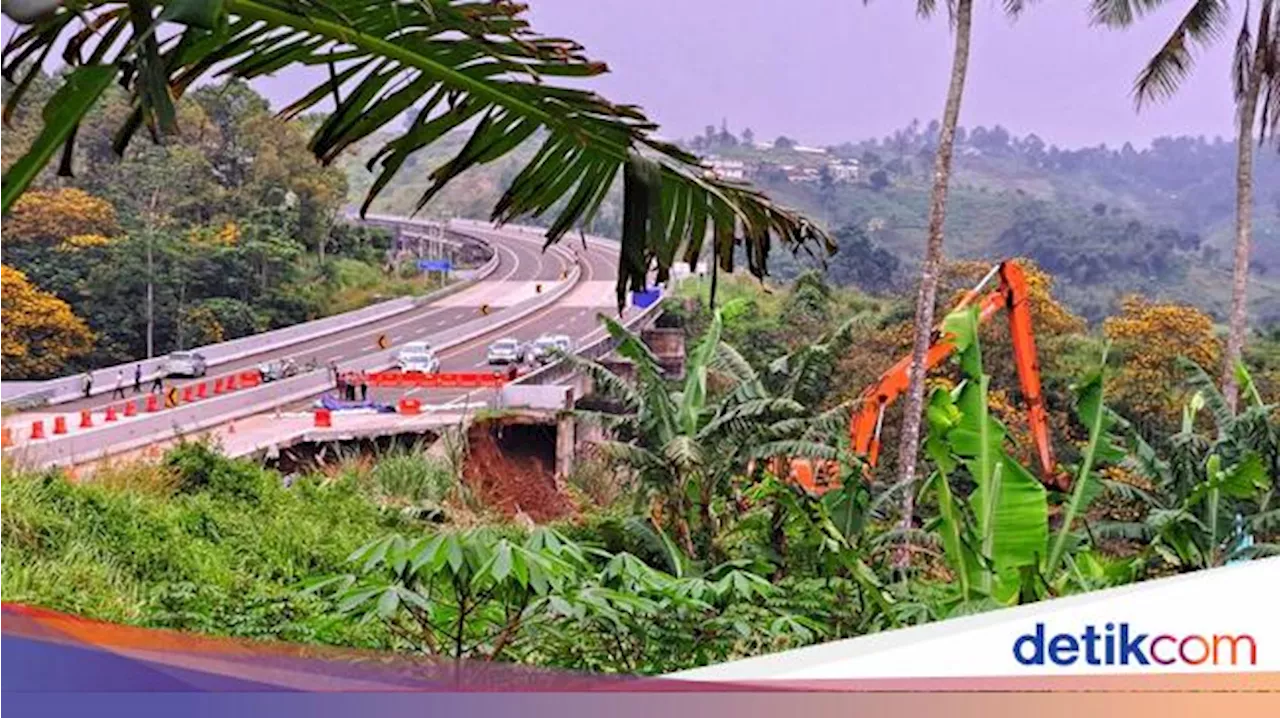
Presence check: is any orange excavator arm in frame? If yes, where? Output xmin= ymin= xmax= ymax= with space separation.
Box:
xmin=848 ymin=260 xmax=1063 ymax=490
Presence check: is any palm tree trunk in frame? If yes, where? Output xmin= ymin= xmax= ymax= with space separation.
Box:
xmin=1219 ymin=16 xmax=1269 ymax=414
xmin=893 ymin=0 xmax=973 ymax=567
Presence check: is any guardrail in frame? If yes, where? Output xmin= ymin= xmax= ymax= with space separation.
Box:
xmin=509 ymin=291 xmax=666 ymax=388
xmin=8 ymin=241 xmax=584 ymax=470
xmin=2 ymin=231 xmax=499 ymax=410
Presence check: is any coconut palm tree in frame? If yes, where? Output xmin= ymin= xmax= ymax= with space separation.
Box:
xmin=0 ymin=1 xmax=831 ymax=306
xmin=1091 ymin=0 xmax=1280 ymax=413
xmin=892 ymin=0 xmax=1036 ymax=566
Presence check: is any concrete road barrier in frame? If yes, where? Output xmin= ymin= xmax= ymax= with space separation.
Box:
xmin=11 ymin=240 xmax=583 ymax=470
xmin=2 ymin=225 xmax=499 ymax=410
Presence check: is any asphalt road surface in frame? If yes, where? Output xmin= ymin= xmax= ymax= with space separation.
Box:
xmin=29 ymin=228 xmax=592 ymax=416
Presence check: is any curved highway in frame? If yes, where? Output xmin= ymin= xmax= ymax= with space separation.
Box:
xmin=22 ymin=227 xmax=580 ymax=417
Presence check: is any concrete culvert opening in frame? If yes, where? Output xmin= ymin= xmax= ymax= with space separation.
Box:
xmin=462 ymin=418 xmax=571 ymax=523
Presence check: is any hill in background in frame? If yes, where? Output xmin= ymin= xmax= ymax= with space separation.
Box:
xmin=339 ymin=121 xmax=1280 ymax=324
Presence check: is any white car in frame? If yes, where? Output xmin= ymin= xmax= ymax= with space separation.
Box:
xmin=486 ymin=337 xmax=524 ymax=365
xmin=166 ymin=351 xmax=208 ymax=377
xmin=395 ymin=341 xmax=441 ymax=373
xmin=531 ymin=334 xmax=572 ymax=364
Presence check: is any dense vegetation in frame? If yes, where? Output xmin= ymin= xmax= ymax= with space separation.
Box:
xmin=0 ymin=78 xmax=422 ymax=378
xmin=5 ymin=271 xmax=1276 ymax=673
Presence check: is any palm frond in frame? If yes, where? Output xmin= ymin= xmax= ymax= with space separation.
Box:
xmin=557 ymin=351 xmax=641 ymax=411
xmin=0 ymin=0 xmax=831 ymax=301
xmin=1089 ymin=0 xmax=1173 ymax=28
xmin=1130 ymin=0 xmax=1232 ymax=107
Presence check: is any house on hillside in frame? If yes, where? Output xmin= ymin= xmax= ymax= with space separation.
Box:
xmin=827 ymin=159 xmax=861 ymax=183
xmin=784 ymin=166 xmax=820 ymax=183
xmin=706 ymin=156 xmax=746 ymax=181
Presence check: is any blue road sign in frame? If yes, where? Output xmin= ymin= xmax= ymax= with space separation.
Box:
xmin=418 ymin=259 xmax=452 ymax=272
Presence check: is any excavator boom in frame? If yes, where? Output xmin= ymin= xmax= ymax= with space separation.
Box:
xmin=789 ymin=260 xmax=1063 ymax=493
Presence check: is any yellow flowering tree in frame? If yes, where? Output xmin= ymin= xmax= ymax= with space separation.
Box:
xmin=5 ymin=188 xmax=118 ymax=244
xmin=1 ymin=265 xmax=95 ymax=378
xmin=1104 ymin=296 xmax=1221 ymax=428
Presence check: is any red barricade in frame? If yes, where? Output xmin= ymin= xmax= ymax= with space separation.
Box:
xmin=399 ymin=397 xmax=422 ymax=415
xmin=214 ymin=377 xmax=225 ymax=394
xmin=124 ymin=400 xmax=138 ymax=417
xmin=79 ymin=410 xmax=93 ymax=428
xmin=54 ymin=416 xmax=68 ymax=435
xmin=197 ymin=383 xmax=208 ymax=399
xmin=182 ymin=386 xmax=195 ymax=403
xmin=314 ymin=409 xmax=332 ymax=428
xmin=146 ymin=394 xmax=160 ymax=412
xmin=105 ymin=406 xmax=118 ymax=422
xmin=30 ymin=421 xmax=45 ymax=440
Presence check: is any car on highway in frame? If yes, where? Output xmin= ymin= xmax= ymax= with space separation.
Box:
xmin=486 ymin=337 xmax=525 ymax=365
xmin=531 ymin=334 xmax=572 ymax=364
xmin=165 ymin=351 xmax=208 ymax=377
xmin=395 ymin=341 xmax=441 ymax=373
xmin=258 ymin=358 xmax=300 ymax=383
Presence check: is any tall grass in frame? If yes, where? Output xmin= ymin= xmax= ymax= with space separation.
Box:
xmin=1 ymin=442 xmax=411 ymax=648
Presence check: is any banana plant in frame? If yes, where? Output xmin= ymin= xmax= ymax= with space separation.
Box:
xmin=1 ymin=0 xmax=831 ymax=305
xmin=1097 ymin=361 xmax=1279 ymax=571
xmin=564 ymin=309 xmax=834 ymax=558
xmin=920 ymin=307 xmax=1050 ymax=606
xmin=919 ymin=307 xmax=1135 ymax=609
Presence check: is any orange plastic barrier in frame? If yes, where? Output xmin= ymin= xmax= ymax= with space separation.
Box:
xmin=105 ymin=406 xmax=118 ymax=422
xmin=182 ymin=386 xmax=195 ymax=403
xmin=314 ymin=409 xmax=332 ymax=428
xmin=146 ymin=394 xmax=160 ymax=412
xmin=367 ymin=372 xmax=511 ymax=390
xmin=214 ymin=377 xmax=225 ymax=394
xmin=196 ymin=383 xmax=208 ymax=399
xmin=124 ymin=400 xmax=138 ymax=417
xmin=2 ymin=426 xmax=12 ymax=448
xmin=30 ymin=420 xmax=45 ymax=440
xmin=398 ymin=397 xmax=422 ymax=415
xmin=79 ymin=410 xmax=93 ymax=429
xmin=53 ymin=416 xmax=68 ymax=435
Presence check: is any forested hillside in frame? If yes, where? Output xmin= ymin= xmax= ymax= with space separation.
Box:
xmin=1 ymin=77 xmax=419 ymax=379
xmin=344 ymin=121 xmax=1280 ymax=323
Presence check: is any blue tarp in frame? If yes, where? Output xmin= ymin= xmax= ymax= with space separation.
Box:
xmin=632 ymin=288 xmax=661 ymax=308
xmin=316 ymin=395 xmax=396 ymax=413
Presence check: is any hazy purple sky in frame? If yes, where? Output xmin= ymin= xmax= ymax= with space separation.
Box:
xmin=6 ymin=1 xmax=1239 ymax=149
xmin=510 ymin=0 xmax=1238 ymax=149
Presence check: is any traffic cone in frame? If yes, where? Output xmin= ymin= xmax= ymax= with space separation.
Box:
xmin=124 ymin=400 xmax=138 ymax=417
xmin=30 ymin=420 xmax=45 ymax=440
xmin=105 ymin=406 xmax=118 ymax=422
xmin=54 ymin=416 xmax=68 ymax=435
xmin=226 ymin=375 xmax=238 ymax=391
xmin=197 ymin=383 xmax=208 ymax=399
xmin=214 ymin=377 xmax=225 ymax=394
xmin=79 ymin=410 xmax=93 ymax=429
xmin=146 ymin=394 xmax=160 ymax=412
xmin=182 ymin=386 xmax=195 ymax=403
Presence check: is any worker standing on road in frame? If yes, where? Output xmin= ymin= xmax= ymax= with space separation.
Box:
xmin=344 ymin=373 xmax=357 ymax=401
xmin=358 ymin=371 xmax=369 ymax=403
xmin=112 ymin=370 xmax=126 ymax=399
xmin=150 ymin=362 xmax=165 ymax=393
xmin=133 ymin=364 xmax=143 ymax=394
xmin=82 ymin=371 xmax=93 ymax=399
xmin=329 ymin=361 xmax=340 ymax=390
